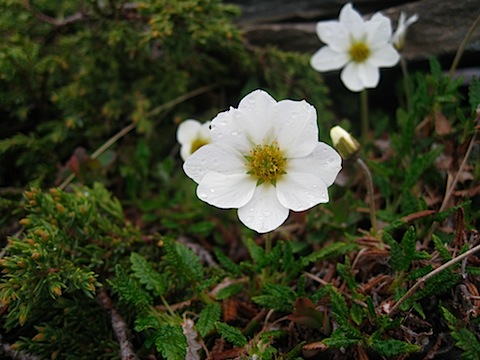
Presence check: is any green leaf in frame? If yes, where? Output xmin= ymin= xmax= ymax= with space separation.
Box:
xmin=215 ymin=322 xmax=247 ymax=347
xmin=469 ymin=78 xmax=480 ymax=113
xmin=432 ymin=235 xmax=452 ymax=262
xmin=301 ymin=242 xmax=356 ymax=267
xmin=163 ymin=238 xmax=204 ymax=283
xmin=370 ymin=338 xmax=420 ymax=356
xmin=322 ymin=332 xmax=361 ymax=348
xmin=215 ymin=283 xmax=244 ymax=300
xmin=402 ymin=146 xmax=443 ymax=190
xmin=245 ymin=237 xmax=267 ymax=267
xmin=197 ymin=302 xmax=221 ymax=338
xmin=252 ymin=283 xmax=296 ymax=312
xmin=130 ymin=252 xmax=167 ymax=297
xmin=155 ymin=325 xmax=187 ymax=360
xmin=108 ymin=265 xmax=152 ymax=312
xmin=349 ymin=303 xmax=364 ymax=326
xmin=214 ymin=247 xmax=242 ymax=276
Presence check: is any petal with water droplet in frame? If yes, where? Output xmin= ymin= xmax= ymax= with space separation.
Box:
xmin=238 ymin=184 xmax=289 ymax=233
xmin=197 ymin=172 xmax=256 ymax=209
xmin=183 ymin=144 xmax=245 ymax=183
xmin=276 ymin=172 xmax=329 ymax=212
xmin=287 ymin=142 xmax=342 ymax=187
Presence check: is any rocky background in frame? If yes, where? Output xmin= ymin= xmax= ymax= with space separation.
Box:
xmin=228 ymin=0 xmax=480 ymax=78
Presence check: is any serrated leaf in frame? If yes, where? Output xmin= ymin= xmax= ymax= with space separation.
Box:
xmin=301 ymin=242 xmax=356 ymax=267
xmin=252 ymin=283 xmax=296 ymax=312
xmin=108 ymin=264 xmax=152 ymax=312
xmin=245 ymin=237 xmax=267 ymax=267
xmin=322 ymin=332 xmax=360 ymax=348
xmin=370 ymin=338 xmax=420 ymax=356
xmin=432 ymin=235 xmax=452 ymax=262
xmin=155 ymin=325 xmax=187 ymax=360
xmin=215 ymin=322 xmax=247 ymax=347
xmin=130 ymin=252 xmax=167 ymax=296
xmin=197 ymin=302 xmax=221 ymax=338
xmin=215 ymin=283 xmax=244 ymax=300
xmin=214 ymin=247 xmax=241 ymax=275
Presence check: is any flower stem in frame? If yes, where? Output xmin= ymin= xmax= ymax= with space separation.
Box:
xmin=360 ymin=89 xmax=369 ymax=143
xmin=265 ymin=233 xmax=272 ymax=254
xmin=400 ymin=56 xmax=412 ymax=112
xmin=356 ymin=157 xmax=377 ymax=236
xmin=448 ymin=12 xmax=480 ymax=79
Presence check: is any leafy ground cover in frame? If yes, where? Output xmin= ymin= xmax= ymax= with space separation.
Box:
xmin=1 ymin=1 xmax=479 ymax=359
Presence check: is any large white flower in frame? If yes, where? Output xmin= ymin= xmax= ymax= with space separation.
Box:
xmin=183 ymin=89 xmax=342 ymax=233
xmin=310 ymin=3 xmax=400 ymax=92
xmin=391 ymin=12 xmax=418 ymax=50
xmin=177 ymin=119 xmax=211 ymax=161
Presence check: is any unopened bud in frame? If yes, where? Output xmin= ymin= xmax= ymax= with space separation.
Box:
xmin=330 ymin=126 xmax=360 ymax=159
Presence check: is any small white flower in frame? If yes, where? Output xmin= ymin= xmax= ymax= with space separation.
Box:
xmin=310 ymin=3 xmax=400 ymax=92
xmin=176 ymin=119 xmax=211 ymax=161
xmin=391 ymin=12 xmax=418 ymax=50
xmin=183 ymin=89 xmax=342 ymax=233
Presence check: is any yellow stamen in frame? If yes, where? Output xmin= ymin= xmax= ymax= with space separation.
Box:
xmin=190 ymin=138 xmax=209 ymax=155
xmin=349 ymin=42 xmax=370 ymax=63
xmin=246 ymin=141 xmax=286 ymax=186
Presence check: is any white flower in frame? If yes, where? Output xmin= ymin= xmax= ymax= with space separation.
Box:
xmin=310 ymin=3 xmax=400 ymax=92
xmin=176 ymin=119 xmax=211 ymax=161
xmin=391 ymin=12 xmax=418 ymax=50
xmin=183 ymin=89 xmax=342 ymax=233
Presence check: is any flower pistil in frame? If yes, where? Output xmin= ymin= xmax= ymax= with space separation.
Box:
xmin=349 ymin=41 xmax=370 ymax=63
xmin=246 ymin=141 xmax=286 ymax=186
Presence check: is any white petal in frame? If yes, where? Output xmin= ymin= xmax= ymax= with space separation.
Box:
xmin=276 ymin=172 xmax=329 ymax=212
xmin=197 ymin=172 xmax=256 ymax=209
xmin=210 ymin=90 xmax=278 ymax=150
xmin=366 ymin=13 xmax=393 ymax=44
xmin=180 ymin=145 xmax=192 ymax=162
xmin=339 ymin=3 xmax=364 ymax=35
xmin=238 ymin=184 xmax=289 ymax=233
xmin=237 ymin=89 xmax=278 ymax=143
xmin=177 ymin=119 xmax=202 ymax=145
xmin=369 ymin=45 xmax=400 ymax=67
xmin=310 ymin=46 xmax=349 ymax=72
xmin=198 ymin=121 xmax=211 ymax=139
xmin=316 ymin=21 xmax=350 ymax=52
xmin=210 ymin=109 xmax=253 ymax=154
xmin=357 ymin=62 xmax=380 ymax=89
xmin=340 ymin=62 xmax=365 ymax=92
xmin=273 ymin=99 xmax=318 ymax=158
xmin=183 ymin=144 xmax=245 ymax=183
xmin=287 ymin=142 xmax=342 ymax=187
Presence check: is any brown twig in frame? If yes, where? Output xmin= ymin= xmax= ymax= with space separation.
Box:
xmin=97 ymin=289 xmax=139 ymax=360
xmin=389 ymin=242 xmax=480 ymax=317
xmin=423 ymin=114 xmax=479 ymax=247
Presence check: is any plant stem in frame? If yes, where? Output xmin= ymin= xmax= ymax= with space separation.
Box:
xmin=360 ymin=89 xmax=369 ymax=143
xmin=58 ymin=84 xmax=217 ymax=190
xmin=356 ymin=157 xmax=378 ymax=237
xmin=400 ymin=56 xmax=412 ymax=112
xmin=422 ymin=114 xmax=479 ymax=247
xmin=265 ymin=233 xmax=272 ymax=254
xmin=389 ymin=241 xmax=480 ymax=317
xmin=449 ymin=13 xmax=480 ymax=79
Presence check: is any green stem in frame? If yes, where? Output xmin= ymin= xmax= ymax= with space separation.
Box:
xmin=360 ymin=89 xmax=369 ymax=143
xmin=265 ymin=233 xmax=272 ymax=254
xmin=356 ymin=157 xmax=378 ymax=236
xmin=400 ymin=56 xmax=412 ymax=112
xmin=449 ymin=13 xmax=480 ymax=79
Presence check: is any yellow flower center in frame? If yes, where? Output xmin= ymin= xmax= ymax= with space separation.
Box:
xmin=190 ymin=138 xmax=209 ymax=155
xmin=349 ymin=41 xmax=370 ymax=63
xmin=246 ymin=142 xmax=287 ymax=186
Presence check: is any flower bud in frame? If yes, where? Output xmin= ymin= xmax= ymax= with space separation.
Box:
xmin=330 ymin=126 xmax=360 ymax=159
